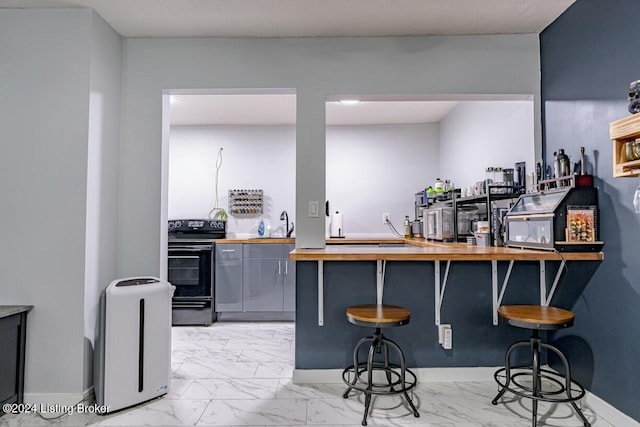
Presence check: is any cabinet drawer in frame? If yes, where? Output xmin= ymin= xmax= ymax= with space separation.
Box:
xmin=243 ymin=243 xmax=283 ymax=259
xmin=216 ymin=244 xmax=243 ymax=261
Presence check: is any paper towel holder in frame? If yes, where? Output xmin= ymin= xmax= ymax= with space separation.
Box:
xmin=330 ymin=209 xmax=345 ymax=238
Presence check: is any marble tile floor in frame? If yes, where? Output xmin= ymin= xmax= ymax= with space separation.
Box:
xmin=0 ymin=322 xmax=615 ymax=427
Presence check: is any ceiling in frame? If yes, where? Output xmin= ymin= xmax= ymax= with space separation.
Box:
xmin=1 ymin=0 xmax=571 ymax=125
xmin=170 ymin=94 xmax=462 ymax=126
xmin=0 ymin=0 xmax=574 ymax=38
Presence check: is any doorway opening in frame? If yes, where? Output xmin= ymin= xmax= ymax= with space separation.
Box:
xmin=324 ymin=94 xmax=535 ymax=239
xmin=160 ymin=89 xmax=297 ymax=324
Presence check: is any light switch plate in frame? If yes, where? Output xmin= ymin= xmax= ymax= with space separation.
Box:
xmin=309 ymin=200 xmax=319 ymax=218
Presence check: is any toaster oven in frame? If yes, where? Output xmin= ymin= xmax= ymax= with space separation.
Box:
xmin=504 ymin=187 xmax=598 ymax=251
xmin=425 ymin=205 xmax=455 ymax=241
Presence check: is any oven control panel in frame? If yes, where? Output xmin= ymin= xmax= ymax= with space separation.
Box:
xmin=168 ymin=218 xmax=226 ymax=238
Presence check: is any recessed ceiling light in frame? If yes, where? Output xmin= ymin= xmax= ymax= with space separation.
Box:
xmin=338 ymin=99 xmax=361 ymax=105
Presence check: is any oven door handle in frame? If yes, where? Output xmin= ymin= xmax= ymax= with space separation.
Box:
xmin=172 ymin=301 xmax=208 ymax=308
xmin=168 ymin=245 xmax=213 ymax=251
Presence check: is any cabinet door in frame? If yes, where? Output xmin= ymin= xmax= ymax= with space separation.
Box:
xmin=242 ymin=257 xmax=284 ymax=311
xmin=283 ymin=244 xmax=296 ymax=312
xmin=243 ymin=243 xmax=284 ymax=258
xmin=215 ymin=244 xmax=243 ymax=312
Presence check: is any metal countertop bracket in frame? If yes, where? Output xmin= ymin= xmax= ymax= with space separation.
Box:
xmin=434 ymin=260 xmax=451 ymax=326
xmin=376 ymin=260 xmax=385 ymax=305
xmin=539 ymin=260 xmax=547 ymax=306
xmin=317 ymin=260 xmax=324 ymax=326
xmin=316 ymin=259 xmax=387 ymax=326
xmin=314 ymin=258 xmax=565 ymax=328
xmin=492 ymin=260 xmax=514 ymax=325
xmin=544 ymin=259 xmax=566 ymax=306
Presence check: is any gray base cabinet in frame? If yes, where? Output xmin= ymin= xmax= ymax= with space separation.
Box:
xmin=215 ymin=244 xmax=243 ymax=312
xmin=215 ymin=243 xmax=295 ymax=315
xmin=243 ymin=257 xmax=283 ymax=311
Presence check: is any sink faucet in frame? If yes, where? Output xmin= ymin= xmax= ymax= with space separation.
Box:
xmin=280 ymin=210 xmax=294 ymax=237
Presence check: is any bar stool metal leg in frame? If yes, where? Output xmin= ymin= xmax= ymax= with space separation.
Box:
xmin=362 ymin=339 xmax=377 ymax=426
xmin=344 ymin=336 xmax=373 ymax=398
xmin=531 ymin=334 xmax=540 ymax=427
xmin=492 ymin=331 xmax=591 ymax=427
xmin=343 ymin=305 xmax=418 ymax=426
xmin=383 ymin=336 xmax=420 ymax=418
xmin=540 ymin=342 xmax=591 ymax=427
xmin=492 ymin=340 xmax=529 ymax=404
xmin=342 ymin=330 xmax=419 ymax=425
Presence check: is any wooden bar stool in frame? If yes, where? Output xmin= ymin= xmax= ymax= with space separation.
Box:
xmin=491 ymin=305 xmax=590 ymax=427
xmin=342 ymin=304 xmax=419 ymax=426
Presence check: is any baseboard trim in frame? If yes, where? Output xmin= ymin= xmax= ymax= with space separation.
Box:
xmin=293 ymin=367 xmax=640 ymax=426
xmin=584 ymin=390 xmax=640 ymax=426
xmin=293 ymin=366 xmax=498 ymax=384
xmin=24 ymin=386 xmax=94 ymax=407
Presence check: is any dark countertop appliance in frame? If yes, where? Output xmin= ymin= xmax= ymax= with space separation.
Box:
xmin=504 ymin=187 xmax=599 ymax=251
xmin=168 ymin=219 xmax=226 ymax=326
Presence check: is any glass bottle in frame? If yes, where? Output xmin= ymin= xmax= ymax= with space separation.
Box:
xmin=403 ymin=216 xmax=412 ymax=238
xmin=434 ymin=178 xmax=444 ymax=193
xmin=625 ymin=141 xmax=635 ymax=162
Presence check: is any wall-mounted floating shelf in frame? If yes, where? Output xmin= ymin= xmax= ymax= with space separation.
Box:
xmin=228 ymin=189 xmax=263 ymax=215
xmin=611 ymin=114 xmax=640 ymax=177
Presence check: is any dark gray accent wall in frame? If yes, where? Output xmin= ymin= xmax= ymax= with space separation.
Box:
xmin=295 ymin=259 xmax=599 ymax=368
xmin=541 ymin=0 xmax=640 ymax=421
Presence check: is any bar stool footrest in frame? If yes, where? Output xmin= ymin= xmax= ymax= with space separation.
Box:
xmin=493 ymin=366 xmax=587 ymax=404
xmin=342 ymin=363 xmax=417 ymax=395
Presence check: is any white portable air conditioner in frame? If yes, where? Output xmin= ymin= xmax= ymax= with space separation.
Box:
xmin=94 ymin=277 xmax=174 ymax=413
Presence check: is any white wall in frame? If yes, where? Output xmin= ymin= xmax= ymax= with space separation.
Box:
xmin=84 ymin=11 xmax=122 ymax=390
xmin=169 ymin=125 xmax=296 ymax=237
xmin=326 ymin=124 xmax=439 ymax=236
xmin=439 ymin=100 xmax=535 ymax=190
xmin=0 ymin=7 xmax=122 ymax=403
xmin=119 ymin=34 xmax=542 ymax=276
xmin=0 ymin=9 xmax=91 ymax=401
xmin=169 ymin=124 xmax=439 ymax=238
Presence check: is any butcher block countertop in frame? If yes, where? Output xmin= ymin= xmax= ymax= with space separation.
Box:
xmin=215 ymin=237 xmax=603 ymax=261
xmin=288 ymin=239 xmax=604 ymax=262
xmin=215 ymin=237 xmax=404 ymax=245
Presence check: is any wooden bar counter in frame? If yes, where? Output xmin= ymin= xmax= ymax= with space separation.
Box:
xmin=289 ymin=238 xmax=604 ymax=262
xmin=288 ymin=238 xmax=603 ymax=328
xmin=288 ymin=238 xmax=604 ymax=376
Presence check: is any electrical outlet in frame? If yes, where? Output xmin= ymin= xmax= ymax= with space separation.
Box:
xmin=438 ymin=324 xmax=452 ymax=349
xmin=382 ymin=212 xmax=391 ymax=224
xmin=443 ymin=325 xmax=452 ymax=350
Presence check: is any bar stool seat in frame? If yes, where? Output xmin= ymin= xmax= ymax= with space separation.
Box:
xmin=342 ymin=304 xmax=419 ymax=426
xmin=492 ymin=305 xmax=590 ymax=427
xmin=346 ymin=304 xmax=411 ymax=327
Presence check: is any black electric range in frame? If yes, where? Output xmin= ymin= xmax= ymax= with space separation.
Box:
xmin=168 ymin=219 xmax=226 ymax=326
